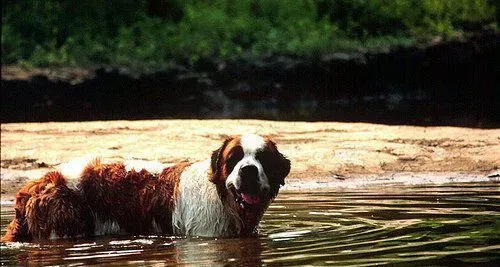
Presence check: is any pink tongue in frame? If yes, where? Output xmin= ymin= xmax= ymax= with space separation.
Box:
xmin=241 ymin=193 xmax=261 ymax=204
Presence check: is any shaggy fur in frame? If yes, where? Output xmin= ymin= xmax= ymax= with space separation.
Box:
xmin=1 ymin=134 xmax=290 ymax=242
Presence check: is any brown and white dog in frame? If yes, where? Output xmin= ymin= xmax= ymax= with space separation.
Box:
xmin=1 ymin=134 xmax=290 ymax=242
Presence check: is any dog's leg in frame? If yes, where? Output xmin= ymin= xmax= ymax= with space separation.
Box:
xmin=2 ymin=190 xmax=32 ymax=242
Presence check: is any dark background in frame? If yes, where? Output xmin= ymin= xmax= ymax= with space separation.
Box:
xmin=1 ymin=0 xmax=499 ymax=127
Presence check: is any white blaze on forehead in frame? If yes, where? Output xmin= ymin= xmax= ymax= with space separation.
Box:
xmin=240 ymin=134 xmax=266 ymax=154
xmin=226 ymin=134 xmax=270 ymax=192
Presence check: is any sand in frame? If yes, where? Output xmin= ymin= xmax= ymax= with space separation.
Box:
xmin=1 ymin=120 xmax=499 ymax=200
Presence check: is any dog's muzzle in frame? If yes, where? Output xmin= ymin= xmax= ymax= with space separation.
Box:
xmin=230 ymin=164 xmax=264 ymax=207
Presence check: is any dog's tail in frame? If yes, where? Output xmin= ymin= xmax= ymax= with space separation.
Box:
xmin=1 ymin=172 xmax=94 ymax=242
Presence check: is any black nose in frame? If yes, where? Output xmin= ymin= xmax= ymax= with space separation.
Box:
xmin=240 ymin=165 xmax=258 ymax=180
xmin=239 ymin=165 xmax=260 ymax=194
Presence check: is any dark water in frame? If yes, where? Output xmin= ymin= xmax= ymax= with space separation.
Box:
xmin=1 ymin=182 xmax=499 ymax=266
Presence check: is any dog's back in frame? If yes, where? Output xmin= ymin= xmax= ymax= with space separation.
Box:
xmin=2 ymin=160 xmax=189 ymax=242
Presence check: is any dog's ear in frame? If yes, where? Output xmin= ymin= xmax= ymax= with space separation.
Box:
xmin=276 ymin=153 xmax=291 ymax=186
xmin=210 ymin=148 xmax=221 ymax=177
xmin=262 ymin=139 xmax=291 ymax=200
xmin=266 ymin=140 xmax=291 ymax=185
xmin=209 ymin=137 xmax=232 ymax=184
xmin=265 ymin=150 xmax=291 ymax=198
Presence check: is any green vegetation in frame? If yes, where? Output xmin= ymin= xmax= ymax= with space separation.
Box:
xmin=1 ymin=0 xmax=497 ymax=69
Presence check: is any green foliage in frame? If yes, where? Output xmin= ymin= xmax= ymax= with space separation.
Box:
xmin=406 ymin=0 xmax=497 ymax=37
xmin=317 ymin=0 xmax=496 ymax=38
xmin=1 ymin=0 xmax=497 ymax=68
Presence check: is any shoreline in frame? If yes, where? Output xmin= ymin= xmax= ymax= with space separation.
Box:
xmin=285 ymin=171 xmax=499 ymax=190
xmin=1 ymin=119 xmax=499 ymax=201
xmin=3 ymin=33 xmax=499 ymax=128
xmin=1 ymin=171 xmax=498 ymax=205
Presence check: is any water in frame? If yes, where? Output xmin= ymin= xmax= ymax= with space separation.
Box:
xmin=1 ymin=182 xmax=499 ymax=266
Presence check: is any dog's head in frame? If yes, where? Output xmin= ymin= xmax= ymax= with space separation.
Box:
xmin=210 ymin=134 xmax=290 ymax=212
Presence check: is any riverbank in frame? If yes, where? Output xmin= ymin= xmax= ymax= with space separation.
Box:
xmin=1 ymin=120 xmax=499 ymax=200
xmin=2 ymin=33 xmax=499 ymax=127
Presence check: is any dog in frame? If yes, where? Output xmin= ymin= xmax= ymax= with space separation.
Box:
xmin=1 ymin=134 xmax=290 ymax=242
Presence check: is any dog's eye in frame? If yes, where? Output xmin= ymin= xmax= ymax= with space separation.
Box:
xmin=256 ymin=151 xmax=272 ymax=172
xmin=226 ymin=156 xmax=240 ymax=172
xmin=256 ymin=151 xmax=282 ymax=183
xmin=225 ymin=147 xmax=243 ymax=173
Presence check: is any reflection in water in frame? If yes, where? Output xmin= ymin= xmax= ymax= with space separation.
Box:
xmin=0 ymin=233 xmax=264 ymax=266
xmin=1 ymin=182 xmax=499 ymax=266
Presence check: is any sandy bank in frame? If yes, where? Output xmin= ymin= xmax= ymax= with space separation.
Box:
xmin=1 ymin=120 xmax=499 ymax=200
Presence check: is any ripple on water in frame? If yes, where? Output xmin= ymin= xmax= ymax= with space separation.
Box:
xmin=1 ymin=182 xmax=499 ymax=266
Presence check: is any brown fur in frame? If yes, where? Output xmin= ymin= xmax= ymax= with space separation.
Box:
xmin=210 ymin=137 xmax=243 ymax=201
xmin=79 ymin=160 xmax=190 ymax=235
xmin=210 ymin=136 xmax=290 ymax=196
xmin=209 ymin=136 xmax=291 ymax=236
xmin=2 ymin=160 xmax=190 ymax=242
xmin=259 ymin=139 xmax=291 ymax=197
xmin=1 ymin=172 xmax=93 ymax=242
xmin=2 ymin=135 xmax=289 ymax=241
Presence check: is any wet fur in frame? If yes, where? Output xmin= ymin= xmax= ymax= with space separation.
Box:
xmin=2 ymin=161 xmax=190 ymax=242
xmin=2 ymin=172 xmax=93 ymax=242
xmin=1 ymin=135 xmax=290 ymax=242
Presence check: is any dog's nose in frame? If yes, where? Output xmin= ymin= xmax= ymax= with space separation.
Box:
xmin=239 ymin=165 xmax=258 ymax=180
xmin=239 ymin=165 xmax=260 ymax=194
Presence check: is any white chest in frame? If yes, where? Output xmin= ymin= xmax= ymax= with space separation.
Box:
xmin=171 ymin=160 xmax=241 ymax=237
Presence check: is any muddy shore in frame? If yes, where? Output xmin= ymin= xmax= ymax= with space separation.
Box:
xmin=1 ymin=120 xmax=499 ymax=201
xmin=3 ymin=33 xmax=499 ymax=127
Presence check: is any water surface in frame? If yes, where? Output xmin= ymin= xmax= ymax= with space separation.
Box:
xmin=1 ymin=182 xmax=499 ymax=266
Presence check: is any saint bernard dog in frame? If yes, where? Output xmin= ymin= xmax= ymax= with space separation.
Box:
xmin=1 ymin=134 xmax=290 ymax=242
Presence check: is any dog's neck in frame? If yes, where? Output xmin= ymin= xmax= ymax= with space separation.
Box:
xmin=171 ymin=159 xmax=270 ymax=237
xmin=171 ymin=160 xmax=241 ymax=236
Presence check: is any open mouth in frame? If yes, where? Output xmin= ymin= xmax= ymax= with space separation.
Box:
xmin=230 ymin=186 xmax=262 ymax=209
